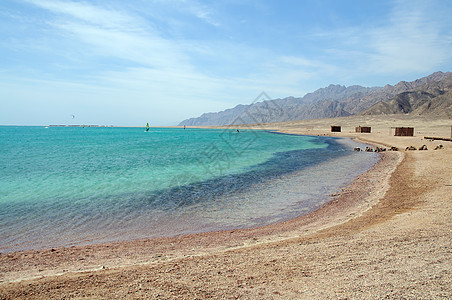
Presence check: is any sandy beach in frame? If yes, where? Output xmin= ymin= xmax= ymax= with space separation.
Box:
xmin=1 ymin=114 xmax=451 ymax=299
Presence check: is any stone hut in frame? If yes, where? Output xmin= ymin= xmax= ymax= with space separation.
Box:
xmin=394 ymin=127 xmax=414 ymax=136
xmin=355 ymin=126 xmax=371 ymax=133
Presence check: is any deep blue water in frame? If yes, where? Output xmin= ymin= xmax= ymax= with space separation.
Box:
xmin=0 ymin=126 xmax=378 ymax=252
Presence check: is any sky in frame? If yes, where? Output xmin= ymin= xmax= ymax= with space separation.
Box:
xmin=1 ymin=0 xmax=451 ymax=126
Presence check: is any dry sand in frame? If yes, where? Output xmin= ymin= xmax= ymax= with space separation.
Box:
xmin=1 ymin=114 xmax=451 ymax=299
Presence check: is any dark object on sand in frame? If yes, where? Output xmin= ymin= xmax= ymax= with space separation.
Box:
xmin=394 ymin=127 xmax=414 ymax=136
xmin=355 ymin=126 xmax=371 ymax=133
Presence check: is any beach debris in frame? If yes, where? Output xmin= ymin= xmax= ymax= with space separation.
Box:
xmin=405 ymin=146 xmax=417 ymax=151
xmin=424 ymin=136 xmax=452 ymax=142
xmin=419 ymin=145 xmax=428 ymax=150
xmin=354 ymin=147 xmax=361 ymax=152
xmin=375 ymin=147 xmax=386 ymax=152
xmin=389 ymin=146 xmax=399 ymax=151
xmin=365 ymin=147 xmax=374 ymax=152
xmin=434 ymin=144 xmax=444 ymax=150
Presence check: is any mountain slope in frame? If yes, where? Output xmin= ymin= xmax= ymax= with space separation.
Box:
xmin=361 ymin=91 xmax=436 ymax=115
xmin=180 ymin=85 xmax=377 ymax=126
xmin=362 ymin=73 xmax=452 ymax=117
xmin=179 ymin=71 xmax=452 ymax=126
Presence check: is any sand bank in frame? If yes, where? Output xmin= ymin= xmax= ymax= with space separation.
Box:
xmin=1 ymin=115 xmax=451 ymax=298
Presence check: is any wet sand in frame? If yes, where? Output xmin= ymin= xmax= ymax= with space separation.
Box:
xmin=1 ymin=114 xmax=451 ymax=298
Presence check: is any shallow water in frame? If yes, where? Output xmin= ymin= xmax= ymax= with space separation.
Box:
xmin=0 ymin=126 xmax=378 ymax=252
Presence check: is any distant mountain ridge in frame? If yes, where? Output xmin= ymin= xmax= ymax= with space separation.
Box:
xmin=179 ymin=71 xmax=452 ymax=126
xmin=361 ymin=73 xmax=452 ymax=118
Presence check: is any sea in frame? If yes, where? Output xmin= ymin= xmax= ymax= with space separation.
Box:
xmin=0 ymin=126 xmax=379 ymax=253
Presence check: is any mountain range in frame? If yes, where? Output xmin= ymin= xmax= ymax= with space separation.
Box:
xmin=179 ymin=71 xmax=452 ymax=126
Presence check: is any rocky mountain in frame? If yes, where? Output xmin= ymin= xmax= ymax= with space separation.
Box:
xmin=179 ymin=85 xmax=377 ymax=126
xmin=362 ymin=73 xmax=452 ymax=118
xmin=179 ymin=71 xmax=452 ymax=126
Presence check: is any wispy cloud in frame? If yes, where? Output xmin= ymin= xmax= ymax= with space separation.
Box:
xmin=25 ymin=0 xmax=191 ymax=70
xmin=312 ymin=0 xmax=451 ymax=77
xmin=2 ymin=0 xmax=451 ymax=126
xmin=366 ymin=0 xmax=451 ymax=74
xmin=25 ymin=0 xmax=148 ymax=30
xmin=22 ymin=0 xmax=313 ymax=97
xmin=181 ymin=0 xmax=220 ymax=27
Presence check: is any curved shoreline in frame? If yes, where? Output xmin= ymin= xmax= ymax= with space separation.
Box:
xmin=1 ymin=115 xmax=451 ymax=298
xmin=1 ymin=132 xmax=373 ymax=254
xmin=0 ymin=135 xmax=397 ymax=284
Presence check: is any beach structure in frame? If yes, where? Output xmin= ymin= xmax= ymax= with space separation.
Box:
xmin=331 ymin=126 xmax=341 ymax=132
xmin=355 ymin=126 xmax=371 ymax=133
xmin=394 ymin=127 xmax=414 ymax=136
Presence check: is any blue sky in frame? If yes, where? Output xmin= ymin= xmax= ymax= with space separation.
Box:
xmin=1 ymin=0 xmax=451 ymax=126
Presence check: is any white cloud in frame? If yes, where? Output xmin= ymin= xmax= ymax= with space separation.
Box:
xmin=366 ymin=0 xmax=451 ymax=74
xmin=25 ymin=0 xmax=192 ymax=71
xmin=181 ymin=0 xmax=220 ymax=27
xmin=6 ymin=0 xmax=450 ymax=126
xmin=25 ymin=0 xmax=146 ymax=30
xmin=310 ymin=0 xmax=451 ymax=77
xmin=9 ymin=1 xmax=332 ymax=100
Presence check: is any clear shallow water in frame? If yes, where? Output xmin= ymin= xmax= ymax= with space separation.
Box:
xmin=0 ymin=126 xmax=378 ymax=252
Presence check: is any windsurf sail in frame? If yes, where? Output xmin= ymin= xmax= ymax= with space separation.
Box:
xmin=146 ymin=122 xmax=150 ymax=132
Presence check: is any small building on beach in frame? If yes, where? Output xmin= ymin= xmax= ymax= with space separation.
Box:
xmin=355 ymin=126 xmax=371 ymax=133
xmin=394 ymin=127 xmax=414 ymax=136
xmin=331 ymin=126 xmax=341 ymax=132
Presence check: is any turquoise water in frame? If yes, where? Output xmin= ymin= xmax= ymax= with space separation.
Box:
xmin=0 ymin=126 xmax=378 ymax=252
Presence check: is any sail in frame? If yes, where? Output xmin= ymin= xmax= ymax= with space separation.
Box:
xmin=146 ymin=122 xmax=150 ymax=132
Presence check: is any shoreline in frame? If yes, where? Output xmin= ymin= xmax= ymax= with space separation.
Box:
xmin=1 ymin=115 xmax=451 ymax=298
xmin=1 ymin=131 xmax=375 ymax=255
xmin=0 ymin=134 xmax=396 ymax=282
